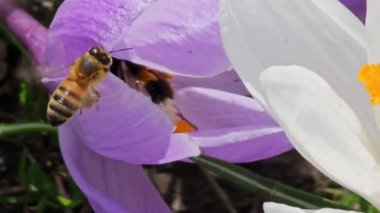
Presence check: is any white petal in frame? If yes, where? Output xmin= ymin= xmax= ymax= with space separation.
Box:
xmin=260 ymin=66 xmax=380 ymax=209
xmin=263 ymin=202 xmax=361 ymax=213
xmin=366 ymin=0 xmax=380 ymax=63
xmin=220 ymin=0 xmax=380 ymax=165
xmin=312 ymin=0 xmax=366 ymax=47
xmin=220 ymin=0 xmax=366 ymax=104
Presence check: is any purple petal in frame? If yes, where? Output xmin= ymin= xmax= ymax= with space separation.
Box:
xmin=50 ymin=0 xmax=156 ymax=45
xmin=114 ymin=0 xmax=230 ymax=76
xmin=193 ymin=127 xmax=291 ymax=163
xmin=172 ymin=70 xmax=250 ymax=96
xmin=45 ymin=0 xmax=156 ymax=74
xmin=0 ymin=0 xmax=16 ymax=19
xmin=3 ymin=9 xmax=47 ymax=65
xmin=59 ymin=124 xmax=171 ymax=213
xmin=65 ymin=74 xmax=199 ymax=164
xmin=175 ymin=87 xmax=292 ymax=162
xmin=159 ymin=134 xmax=200 ymax=164
xmin=175 ymin=87 xmax=279 ymax=130
xmin=47 ymin=0 xmax=229 ymax=77
xmin=339 ymin=0 xmax=366 ymax=23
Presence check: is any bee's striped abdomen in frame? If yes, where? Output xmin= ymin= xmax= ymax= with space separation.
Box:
xmin=47 ymin=79 xmax=85 ymax=126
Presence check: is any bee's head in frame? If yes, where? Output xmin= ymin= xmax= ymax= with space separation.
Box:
xmin=89 ymin=46 xmax=113 ymax=67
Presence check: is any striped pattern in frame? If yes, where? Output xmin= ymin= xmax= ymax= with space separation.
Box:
xmin=47 ymin=79 xmax=85 ymax=126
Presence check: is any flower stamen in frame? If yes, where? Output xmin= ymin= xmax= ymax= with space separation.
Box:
xmin=358 ymin=64 xmax=380 ymax=105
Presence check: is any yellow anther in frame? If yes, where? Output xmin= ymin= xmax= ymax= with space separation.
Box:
xmin=358 ymin=63 xmax=380 ymax=105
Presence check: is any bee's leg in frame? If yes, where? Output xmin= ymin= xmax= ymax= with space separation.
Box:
xmin=135 ymin=80 xmax=144 ymax=90
xmin=81 ymin=94 xmax=95 ymax=109
xmin=93 ymin=90 xmax=100 ymax=110
xmin=82 ymin=89 xmax=100 ymax=111
xmin=81 ymin=97 xmax=94 ymax=108
xmin=135 ymin=81 xmax=150 ymax=97
xmin=93 ymin=90 xmax=100 ymax=100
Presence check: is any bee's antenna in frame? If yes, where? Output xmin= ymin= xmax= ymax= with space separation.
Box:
xmin=109 ymin=47 xmax=134 ymax=53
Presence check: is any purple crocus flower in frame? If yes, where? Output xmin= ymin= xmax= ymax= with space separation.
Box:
xmin=339 ymin=0 xmax=366 ymax=23
xmin=2 ymin=0 xmax=296 ymax=212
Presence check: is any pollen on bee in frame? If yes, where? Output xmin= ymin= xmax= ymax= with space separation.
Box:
xmin=358 ymin=63 xmax=380 ymax=105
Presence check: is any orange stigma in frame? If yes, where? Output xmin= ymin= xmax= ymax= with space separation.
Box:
xmin=358 ymin=63 xmax=380 ymax=105
xmin=174 ymin=119 xmax=196 ymax=133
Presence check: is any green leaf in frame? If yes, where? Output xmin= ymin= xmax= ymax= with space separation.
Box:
xmin=57 ymin=196 xmax=73 ymax=207
xmin=359 ymin=197 xmax=379 ymax=213
xmin=0 ymin=195 xmax=26 ymax=204
xmin=18 ymin=150 xmax=29 ymax=186
xmin=0 ymin=123 xmax=57 ymax=138
xmin=35 ymin=88 xmax=50 ymax=121
xmin=325 ymin=188 xmax=380 ymax=212
xmin=192 ymin=155 xmax=352 ymax=210
xmin=56 ymin=180 xmax=85 ymax=208
xmin=325 ymin=188 xmax=359 ymax=207
xmin=66 ymin=179 xmax=85 ymax=208
xmin=36 ymin=198 xmax=49 ymax=213
xmin=19 ymin=82 xmax=28 ymax=107
xmin=28 ymin=164 xmax=58 ymax=199
xmin=18 ymin=82 xmax=33 ymax=120
xmin=18 ymin=82 xmax=49 ymax=121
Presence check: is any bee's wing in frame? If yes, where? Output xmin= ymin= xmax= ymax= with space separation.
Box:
xmin=118 ymin=60 xmax=151 ymax=98
xmin=41 ymin=76 xmax=66 ymax=84
xmin=42 ymin=31 xmax=82 ymax=79
xmin=147 ymin=68 xmax=173 ymax=81
xmin=134 ymin=82 xmax=151 ymax=98
xmin=40 ymin=64 xmax=70 ymax=80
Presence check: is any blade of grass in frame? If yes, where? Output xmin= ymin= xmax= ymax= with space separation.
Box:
xmin=191 ymin=155 xmax=352 ymax=210
xmin=0 ymin=123 xmax=57 ymax=138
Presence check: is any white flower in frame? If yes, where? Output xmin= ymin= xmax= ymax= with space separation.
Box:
xmin=264 ymin=202 xmax=361 ymax=213
xmin=220 ymin=0 xmax=380 ymax=209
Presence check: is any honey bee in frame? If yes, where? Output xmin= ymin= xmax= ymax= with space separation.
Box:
xmin=111 ymin=59 xmax=197 ymax=133
xmin=46 ymin=46 xmax=112 ymax=126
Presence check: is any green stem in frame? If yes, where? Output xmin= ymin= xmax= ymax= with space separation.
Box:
xmin=0 ymin=123 xmax=57 ymax=138
xmin=191 ymin=155 xmax=352 ymax=210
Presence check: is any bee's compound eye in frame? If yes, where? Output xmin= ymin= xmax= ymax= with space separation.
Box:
xmin=89 ymin=47 xmax=98 ymax=55
xmin=99 ymin=55 xmax=111 ymax=66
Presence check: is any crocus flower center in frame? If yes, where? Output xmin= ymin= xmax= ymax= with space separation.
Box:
xmin=358 ymin=64 xmax=380 ymax=105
